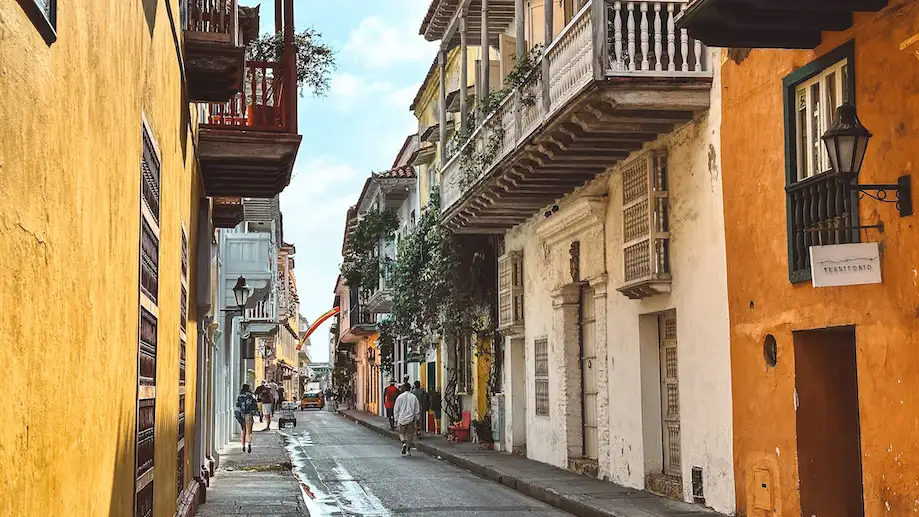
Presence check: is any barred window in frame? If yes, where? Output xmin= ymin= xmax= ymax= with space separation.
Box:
xmin=783 ymin=41 xmax=858 ymax=283
xmin=456 ymin=335 xmax=473 ymax=394
xmin=534 ymin=337 xmax=549 ymax=416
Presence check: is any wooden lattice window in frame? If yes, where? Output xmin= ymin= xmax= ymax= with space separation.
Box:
xmin=136 ymin=122 xmax=160 ymax=517
xmin=139 ymin=308 xmax=158 ymax=385
xmin=456 ymin=335 xmax=473 ymax=394
xmin=135 ymin=481 xmax=154 ymax=517
xmin=497 ymin=251 xmax=524 ymax=330
xmin=619 ymin=150 xmax=670 ymax=299
xmin=534 ymin=337 xmax=549 ymax=416
xmin=140 ymin=221 xmax=159 ymax=303
xmin=179 ymin=338 xmax=186 ymax=387
xmin=180 ymin=229 xmax=188 ymax=277
xmin=141 ymin=126 xmax=161 ymax=223
xmin=659 ymin=310 xmax=681 ymax=476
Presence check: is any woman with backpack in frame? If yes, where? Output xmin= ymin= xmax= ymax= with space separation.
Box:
xmin=235 ymin=383 xmax=260 ymax=453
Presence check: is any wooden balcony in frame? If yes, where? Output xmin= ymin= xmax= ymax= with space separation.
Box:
xmin=184 ymin=0 xmax=246 ymax=102
xmin=198 ymin=61 xmax=302 ymax=198
xmin=340 ymin=289 xmax=377 ymax=344
xmin=441 ymin=0 xmax=712 ymax=233
xmin=675 ymin=0 xmax=887 ymax=49
xmin=212 ymin=196 xmax=244 ymax=228
xmin=421 ymin=0 xmax=515 ymax=46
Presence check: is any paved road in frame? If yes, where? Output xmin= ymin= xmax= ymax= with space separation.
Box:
xmin=282 ymin=410 xmax=574 ymax=517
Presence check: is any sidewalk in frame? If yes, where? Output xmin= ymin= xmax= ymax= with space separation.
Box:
xmin=196 ymin=420 xmax=306 ymax=517
xmin=336 ymin=409 xmax=726 ymax=517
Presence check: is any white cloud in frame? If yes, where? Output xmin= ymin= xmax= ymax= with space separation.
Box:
xmin=328 ymin=72 xmax=397 ymax=111
xmin=342 ymin=16 xmax=437 ymax=69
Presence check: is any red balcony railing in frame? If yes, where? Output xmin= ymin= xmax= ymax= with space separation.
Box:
xmin=203 ymin=61 xmax=294 ymax=133
xmin=187 ymin=0 xmax=238 ymax=41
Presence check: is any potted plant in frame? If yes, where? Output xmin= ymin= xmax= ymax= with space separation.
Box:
xmin=471 ymin=416 xmax=494 ymax=450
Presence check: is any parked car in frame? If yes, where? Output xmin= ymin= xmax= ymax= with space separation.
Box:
xmin=300 ymin=390 xmax=324 ymax=410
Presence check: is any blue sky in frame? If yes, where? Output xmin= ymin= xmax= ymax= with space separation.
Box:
xmin=239 ymin=0 xmax=437 ymax=362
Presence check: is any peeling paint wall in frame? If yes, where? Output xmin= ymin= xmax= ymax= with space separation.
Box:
xmin=720 ymin=2 xmax=919 ymax=516
xmin=0 ymin=0 xmax=204 ymax=516
xmin=504 ymin=52 xmax=734 ymax=513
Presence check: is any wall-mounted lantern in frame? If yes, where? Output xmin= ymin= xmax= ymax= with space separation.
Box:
xmin=232 ymin=276 xmax=251 ymax=311
xmin=822 ymin=104 xmax=912 ymax=217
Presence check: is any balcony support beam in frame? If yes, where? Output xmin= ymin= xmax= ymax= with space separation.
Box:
xmin=515 ymin=0 xmax=525 ymax=58
xmin=439 ymin=47 xmax=448 ymax=154
xmin=542 ymin=0 xmax=553 ymax=110
xmin=460 ymin=15 xmax=470 ymax=131
xmin=480 ymin=0 xmax=491 ymax=121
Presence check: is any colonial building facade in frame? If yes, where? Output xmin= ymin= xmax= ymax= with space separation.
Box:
xmin=679 ymin=1 xmax=919 ymax=516
xmin=419 ymin=0 xmax=735 ymax=512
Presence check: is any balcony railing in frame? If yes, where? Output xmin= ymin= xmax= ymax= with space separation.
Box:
xmin=245 ymin=297 xmax=277 ymax=322
xmin=441 ymin=0 xmax=710 ymax=212
xmin=203 ymin=62 xmax=292 ymax=132
xmin=187 ymin=0 xmax=238 ymax=44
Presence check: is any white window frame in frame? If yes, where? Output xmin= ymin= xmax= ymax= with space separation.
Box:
xmin=794 ymin=58 xmax=849 ymax=181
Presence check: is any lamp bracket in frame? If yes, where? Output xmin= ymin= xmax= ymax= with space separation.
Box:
xmin=848 ymin=175 xmax=912 ymax=217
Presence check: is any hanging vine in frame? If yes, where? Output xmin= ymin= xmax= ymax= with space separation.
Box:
xmin=378 ymin=188 xmax=497 ymax=381
xmin=455 ymin=45 xmax=544 ymax=190
xmin=340 ymin=210 xmax=398 ymax=296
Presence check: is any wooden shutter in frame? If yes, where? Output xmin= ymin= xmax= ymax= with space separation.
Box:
xmin=528 ymin=0 xmax=545 ymax=48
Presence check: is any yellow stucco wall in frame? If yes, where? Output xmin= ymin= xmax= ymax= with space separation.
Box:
xmin=0 ymin=1 xmax=203 ymax=516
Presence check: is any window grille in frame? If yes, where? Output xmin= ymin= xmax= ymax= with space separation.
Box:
xmin=619 ymin=150 xmax=670 ymax=299
xmin=141 ymin=127 xmax=161 ymax=222
xmin=140 ymin=221 xmax=159 ymax=303
xmin=497 ymin=251 xmax=524 ymax=330
xmin=534 ymin=337 xmax=549 ymax=416
xmin=135 ymin=481 xmax=154 ymax=517
xmin=456 ymin=335 xmax=473 ymax=394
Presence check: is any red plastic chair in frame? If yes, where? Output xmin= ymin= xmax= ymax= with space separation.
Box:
xmin=449 ymin=411 xmax=471 ymax=442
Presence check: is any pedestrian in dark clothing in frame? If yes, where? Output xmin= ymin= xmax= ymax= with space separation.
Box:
xmin=401 ymin=375 xmax=411 ymax=393
xmin=411 ymin=381 xmax=429 ymax=435
xmin=428 ymin=386 xmax=442 ymax=434
xmin=235 ymin=384 xmax=260 ymax=454
xmin=254 ymin=380 xmax=268 ymax=422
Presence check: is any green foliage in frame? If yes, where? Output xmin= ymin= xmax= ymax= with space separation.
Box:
xmin=379 ymin=188 xmax=497 ymax=375
xmin=246 ymin=29 xmax=337 ymax=97
xmin=454 ymin=45 xmax=544 ymax=189
xmin=340 ymin=210 xmax=398 ymax=294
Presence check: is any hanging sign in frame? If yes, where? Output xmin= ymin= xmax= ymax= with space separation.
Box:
xmin=810 ymin=242 xmax=881 ymax=288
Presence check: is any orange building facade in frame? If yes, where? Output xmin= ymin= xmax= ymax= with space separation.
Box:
xmin=680 ymin=1 xmax=919 ymax=516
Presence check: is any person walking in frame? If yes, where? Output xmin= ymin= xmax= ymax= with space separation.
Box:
xmin=393 ymin=384 xmax=421 ymax=456
xmin=259 ymin=381 xmax=275 ymax=430
xmin=254 ymin=380 xmax=268 ymax=422
xmin=234 ymin=384 xmax=260 ymax=454
xmin=400 ymin=375 xmax=411 ymax=393
xmin=383 ymin=379 xmax=399 ymax=430
xmin=411 ymin=381 xmax=429 ymax=435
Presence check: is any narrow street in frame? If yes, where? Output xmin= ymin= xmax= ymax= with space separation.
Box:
xmin=281 ymin=410 xmax=573 ymax=517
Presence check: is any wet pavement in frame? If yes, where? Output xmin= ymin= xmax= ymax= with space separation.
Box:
xmin=284 ymin=409 xmax=574 ymax=517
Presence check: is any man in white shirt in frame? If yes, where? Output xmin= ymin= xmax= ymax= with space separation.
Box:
xmin=393 ymin=385 xmax=421 ymax=456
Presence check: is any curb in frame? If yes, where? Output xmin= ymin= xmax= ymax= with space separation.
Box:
xmin=335 ymin=409 xmax=622 ymax=517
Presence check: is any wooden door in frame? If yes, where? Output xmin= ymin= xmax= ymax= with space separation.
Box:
xmin=580 ymin=287 xmax=598 ymax=459
xmin=659 ymin=310 xmax=681 ymax=477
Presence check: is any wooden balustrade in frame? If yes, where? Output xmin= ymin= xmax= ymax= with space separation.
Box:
xmin=440 ymin=0 xmax=712 ymax=215
xmin=204 ymin=61 xmax=291 ymax=132
xmin=187 ymin=0 xmax=237 ymax=38
xmin=607 ymin=0 xmax=706 ymax=74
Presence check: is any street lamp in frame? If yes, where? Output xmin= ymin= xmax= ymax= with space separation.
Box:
xmin=822 ymin=103 xmax=912 ymax=217
xmin=232 ymin=276 xmax=251 ymax=311
xmin=822 ymin=103 xmax=872 ymax=183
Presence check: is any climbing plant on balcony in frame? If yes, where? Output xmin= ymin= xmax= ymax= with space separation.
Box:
xmin=378 ymin=188 xmax=497 ymax=384
xmin=340 ymin=210 xmax=398 ymax=295
xmin=455 ymin=45 xmax=544 ymax=190
xmin=246 ymin=28 xmax=336 ymax=96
